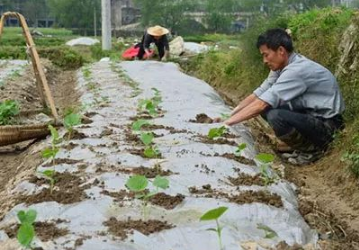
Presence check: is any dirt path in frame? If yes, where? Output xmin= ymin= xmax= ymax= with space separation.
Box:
xmin=0 ymin=60 xmax=78 ymax=220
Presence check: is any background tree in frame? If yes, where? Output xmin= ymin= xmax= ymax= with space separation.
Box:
xmin=47 ymin=0 xmax=101 ymax=35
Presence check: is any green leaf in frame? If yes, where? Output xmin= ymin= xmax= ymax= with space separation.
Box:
xmin=235 ymin=143 xmax=247 ymax=156
xmin=144 ymin=146 xmax=160 ymax=158
xmin=132 ymin=120 xmax=150 ymax=131
xmin=0 ymin=100 xmax=20 ymax=125
xmin=64 ymin=113 xmax=82 ymax=129
xmin=200 ymin=206 xmax=228 ymax=221
xmin=257 ymin=223 xmax=278 ymax=239
xmin=41 ymin=170 xmax=55 ymax=179
xmin=17 ymin=223 xmax=35 ymax=247
xmin=41 ymin=148 xmax=58 ymax=159
xmin=255 ymin=153 xmax=275 ymax=164
xmin=220 ymin=113 xmax=230 ymax=119
xmin=17 ymin=210 xmax=37 ymax=224
xmin=208 ymin=126 xmax=227 ymax=139
xmin=140 ymin=132 xmax=154 ymax=146
xmin=48 ymin=125 xmax=61 ymax=144
xmin=126 ymin=175 xmax=148 ymax=192
xmin=153 ymin=175 xmax=169 ymax=189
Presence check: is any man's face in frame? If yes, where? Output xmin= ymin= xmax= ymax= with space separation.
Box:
xmin=153 ymin=35 xmax=161 ymax=40
xmin=259 ymin=44 xmax=288 ymax=71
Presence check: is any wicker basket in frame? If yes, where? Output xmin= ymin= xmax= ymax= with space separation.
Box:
xmin=0 ymin=124 xmax=50 ymax=146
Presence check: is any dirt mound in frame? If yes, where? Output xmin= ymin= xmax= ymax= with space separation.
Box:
xmin=189 ymin=113 xmax=213 ymax=123
xmin=149 ymin=193 xmax=185 ymax=209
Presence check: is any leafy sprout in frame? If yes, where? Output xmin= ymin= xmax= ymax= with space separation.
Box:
xmin=64 ymin=112 xmax=82 ymax=140
xmin=0 ymin=100 xmax=20 ymax=125
xmin=220 ymin=113 xmax=231 ymax=120
xmin=132 ymin=119 xmax=151 ymax=131
xmin=42 ymin=125 xmax=61 ymax=165
xmin=234 ymin=143 xmax=247 ymax=157
xmin=200 ymin=206 xmax=228 ymax=250
xmin=126 ymin=175 xmax=169 ymax=220
xmin=17 ymin=209 xmax=37 ymax=249
xmin=257 ymin=223 xmax=278 ymax=239
xmin=208 ymin=126 xmax=227 ymax=139
xmin=255 ymin=153 xmax=277 ymax=186
xmin=39 ymin=170 xmax=56 ymax=194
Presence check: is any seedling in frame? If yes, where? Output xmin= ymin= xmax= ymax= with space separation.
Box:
xmin=38 ymin=170 xmax=56 ymax=194
xmin=151 ymin=88 xmax=162 ymax=106
xmin=132 ymin=119 xmax=151 ymax=131
xmin=0 ymin=99 xmax=20 ymax=125
xmin=138 ymin=99 xmax=158 ymax=116
xmin=64 ymin=112 xmax=82 ymax=140
xmin=140 ymin=132 xmax=160 ymax=158
xmin=82 ymin=66 xmax=92 ymax=80
xmin=257 ymin=223 xmax=278 ymax=239
xmin=234 ymin=143 xmax=247 ymax=157
xmin=220 ymin=113 xmax=231 ymax=120
xmin=126 ymin=175 xmax=169 ymax=219
xmin=208 ymin=126 xmax=227 ymax=140
xmin=42 ymin=125 xmax=61 ymax=165
xmin=17 ymin=209 xmax=37 ymax=249
xmin=255 ymin=153 xmax=277 ymax=186
xmin=200 ymin=206 xmax=228 ymax=250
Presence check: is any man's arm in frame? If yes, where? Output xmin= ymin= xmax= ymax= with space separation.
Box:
xmin=231 ymin=94 xmax=257 ymax=116
xmin=224 ymin=96 xmax=269 ymax=126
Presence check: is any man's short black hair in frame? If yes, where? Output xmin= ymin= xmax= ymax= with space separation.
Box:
xmin=256 ymin=28 xmax=294 ymax=53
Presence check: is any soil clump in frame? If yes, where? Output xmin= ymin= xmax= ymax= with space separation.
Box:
xmin=149 ymin=193 xmax=185 ymax=209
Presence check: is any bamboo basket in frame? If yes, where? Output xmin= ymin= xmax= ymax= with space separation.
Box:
xmin=0 ymin=124 xmax=50 ymax=146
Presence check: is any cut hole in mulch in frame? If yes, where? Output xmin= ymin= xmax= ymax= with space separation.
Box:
xmin=64 ymin=129 xmax=87 ymax=140
xmin=103 ymin=217 xmax=174 ymax=240
xmin=117 ymin=166 xmax=173 ymax=178
xmin=21 ymin=172 xmax=89 ymax=205
xmin=198 ymin=136 xmax=237 ymax=146
xmin=100 ymin=128 xmax=114 ymax=137
xmin=4 ymin=221 xmax=69 ymax=242
xmin=126 ymin=148 xmax=163 ymax=159
xmin=101 ymin=189 xmax=134 ymax=203
xmin=200 ymin=152 xmax=256 ymax=166
xmin=149 ymin=193 xmax=185 ymax=210
xmin=228 ymin=173 xmax=265 ymax=186
xmin=189 ymin=113 xmax=214 ymax=124
xmin=188 ymin=186 xmax=283 ymax=208
xmin=62 ymin=142 xmax=79 ymax=151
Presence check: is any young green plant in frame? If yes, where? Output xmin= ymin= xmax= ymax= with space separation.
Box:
xmin=42 ymin=125 xmax=61 ymax=165
xmin=17 ymin=209 xmax=37 ymax=249
xmin=140 ymin=132 xmax=160 ymax=158
xmin=132 ymin=119 xmax=151 ymax=131
xmin=64 ymin=112 xmax=82 ymax=140
xmin=208 ymin=126 xmax=227 ymax=140
xmin=200 ymin=206 xmax=228 ymax=250
xmin=257 ymin=223 xmax=278 ymax=239
xmin=234 ymin=143 xmax=247 ymax=157
xmin=0 ymin=99 xmax=20 ymax=125
xmin=126 ymin=175 xmax=169 ymax=220
xmin=255 ymin=153 xmax=277 ymax=186
xmin=38 ymin=169 xmax=56 ymax=194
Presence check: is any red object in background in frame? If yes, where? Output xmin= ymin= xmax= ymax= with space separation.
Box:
xmin=122 ymin=46 xmax=154 ymax=60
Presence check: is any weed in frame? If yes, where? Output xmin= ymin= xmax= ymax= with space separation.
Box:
xmin=208 ymin=126 xmax=227 ymax=140
xmin=17 ymin=209 xmax=37 ymax=249
xmin=0 ymin=100 xmax=19 ymax=125
xmin=42 ymin=125 xmax=61 ymax=165
xmin=64 ymin=112 xmax=82 ymax=140
xmin=200 ymin=206 xmax=228 ymax=250
xmin=82 ymin=66 xmax=92 ymax=80
xmin=255 ymin=153 xmax=277 ymax=186
xmin=234 ymin=143 xmax=246 ymax=157
xmin=126 ymin=175 xmax=169 ymax=220
xmin=38 ymin=170 xmax=56 ymax=194
xmin=257 ymin=223 xmax=278 ymax=239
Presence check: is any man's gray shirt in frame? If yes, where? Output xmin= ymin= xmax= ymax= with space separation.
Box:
xmin=253 ymin=53 xmax=345 ymax=118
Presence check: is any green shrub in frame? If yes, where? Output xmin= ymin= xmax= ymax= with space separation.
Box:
xmin=38 ymin=46 xmax=84 ymax=69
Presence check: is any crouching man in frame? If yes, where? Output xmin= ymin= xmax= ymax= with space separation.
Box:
xmin=223 ymin=28 xmax=345 ymax=165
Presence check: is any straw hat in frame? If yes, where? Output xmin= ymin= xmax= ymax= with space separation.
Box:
xmin=147 ymin=25 xmax=169 ymax=36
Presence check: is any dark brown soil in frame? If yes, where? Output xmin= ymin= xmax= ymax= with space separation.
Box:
xmin=100 ymin=128 xmax=113 ymax=137
xmin=228 ymin=173 xmax=265 ymax=186
xmin=189 ymin=113 xmax=213 ymax=123
xmin=228 ymin=190 xmax=283 ymax=208
xmin=64 ymin=129 xmax=87 ymax=140
xmin=189 ymin=185 xmax=282 ymax=208
xmin=117 ymin=166 xmax=173 ymax=178
xmin=18 ymin=172 xmax=89 ymax=205
xmin=4 ymin=221 xmax=69 ymax=242
xmin=198 ymin=136 xmax=237 ymax=146
xmin=103 ymin=217 xmax=174 ymax=240
xmin=62 ymin=142 xmax=79 ymax=151
xmin=142 ymin=124 xmax=190 ymax=134
xmin=216 ymin=153 xmax=256 ymax=166
xmin=126 ymin=148 xmax=163 ymax=159
xmin=149 ymin=193 xmax=185 ymax=209
xmin=101 ymin=189 xmax=134 ymax=203
xmin=129 ymin=115 xmax=154 ymax=121
xmin=84 ymin=111 xmax=98 ymax=118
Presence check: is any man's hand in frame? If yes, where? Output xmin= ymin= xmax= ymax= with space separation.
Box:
xmin=145 ymin=50 xmax=152 ymax=60
xmin=161 ymin=57 xmax=167 ymax=62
